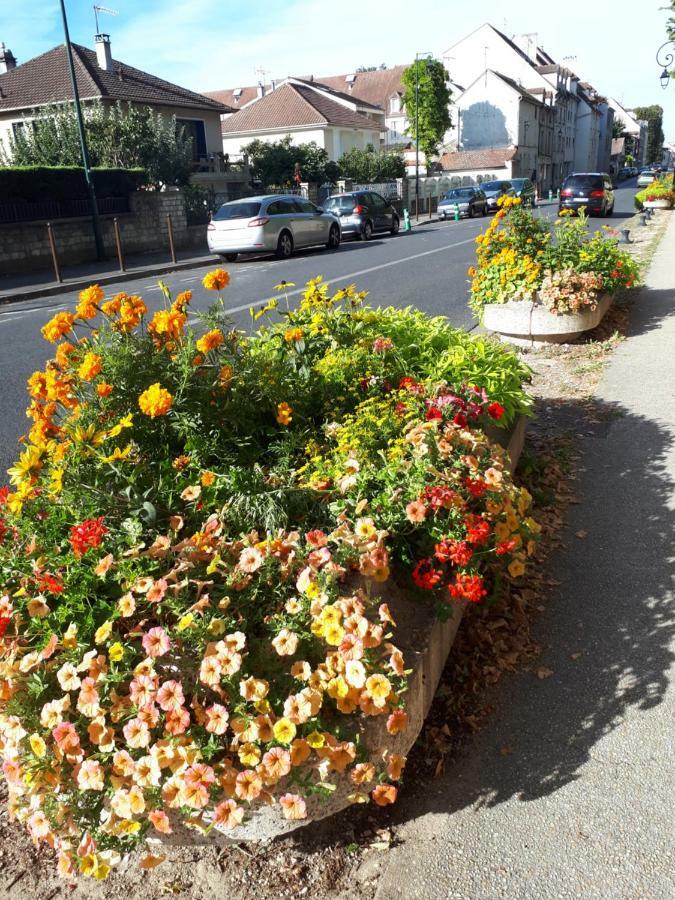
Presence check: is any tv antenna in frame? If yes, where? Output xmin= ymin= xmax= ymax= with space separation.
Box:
xmin=254 ymin=66 xmax=270 ymax=85
xmin=94 ymin=5 xmax=118 ymax=33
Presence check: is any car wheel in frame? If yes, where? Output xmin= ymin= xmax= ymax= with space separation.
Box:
xmin=469 ymin=205 xmax=475 ymax=218
xmin=482 ymin=204 xmax=487 ymax=216
xmin=390 ymin=216 xmax=400 ymax=235
xmin=221 ymin=253 xmax=238 ymax=262
xmin=360 ymin=221 xmax=373 ymax=241
xmin=275 ymin=231 xmax=293 ymax=259
xmin=326 ymin=224 xmax=340 ymax=250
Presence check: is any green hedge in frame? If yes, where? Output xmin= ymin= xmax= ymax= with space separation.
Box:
xmin=0 ymin=166 xmax=147 ymax=202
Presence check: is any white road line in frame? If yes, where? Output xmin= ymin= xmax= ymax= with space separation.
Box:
xmin=222 ymin=237 xmax=478 ymax=316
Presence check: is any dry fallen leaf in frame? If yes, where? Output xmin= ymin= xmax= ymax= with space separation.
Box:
xmin=499 ymin=744 xmax=513 ymax=755
xmin=575 ymin=530 xmax=588 ymax=539
xmin=569 ymin=652 xmax=582 ymax=660
xmin=535 ymin=666 xmax=554 ymax=680
xmin=141 ymin=853 xmax=167 ymax=870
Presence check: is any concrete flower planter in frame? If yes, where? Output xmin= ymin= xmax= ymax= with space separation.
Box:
xmin=157 ymin=417 xmax=527 ymax=848
xmin=483 ymin=293 xmax=613 ymax=347
xmin=643 ymin=199 xmax=672 ymax=210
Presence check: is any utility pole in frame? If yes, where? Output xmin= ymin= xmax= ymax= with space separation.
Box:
xmin=59 ymin=0 xmax=105 ymax=260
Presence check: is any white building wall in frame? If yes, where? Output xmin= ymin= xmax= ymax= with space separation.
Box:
xmin=221 ymin=127 xmax=328 ymax=158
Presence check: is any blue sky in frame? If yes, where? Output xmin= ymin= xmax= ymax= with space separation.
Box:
xmin=3 ymin=0 xmax=674 ymax=137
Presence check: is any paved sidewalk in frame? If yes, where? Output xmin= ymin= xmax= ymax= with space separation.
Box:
xmin=370 ymin=214 xmax=675 ymax=899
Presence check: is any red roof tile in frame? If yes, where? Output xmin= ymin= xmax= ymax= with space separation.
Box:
xmin=438 ymin=148 xmax=517 ymax=172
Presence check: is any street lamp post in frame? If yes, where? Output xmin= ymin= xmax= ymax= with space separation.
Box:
xmin=656 ymin=40 xmax=674 ymax=90
xmin=59 ymin=0 xmax=105 ymax=260
xmin=414 ymin=52 xmax=431 ymax=222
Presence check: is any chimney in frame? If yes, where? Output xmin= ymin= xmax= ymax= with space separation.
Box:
xmin=0 ymin=42 xmax=17 ymax=74
xmin=256 ymin=81 xmax=264 ymax=98
xmin=95 ymin=33 xmax=112 ymax=71
xmin=270 ymin=79 xmax=276 ymax=91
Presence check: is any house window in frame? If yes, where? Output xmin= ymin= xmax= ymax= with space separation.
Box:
xmin=176 ymin=118 xmax=207 ymax=161
xmin=389 ymin=95 xmax=401 ymax=114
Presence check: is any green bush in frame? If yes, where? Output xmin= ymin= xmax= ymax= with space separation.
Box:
xmin=0 ymin=166 xmax=146 ymax=202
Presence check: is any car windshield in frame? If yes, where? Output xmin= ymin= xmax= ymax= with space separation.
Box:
xmin=443 ymin=189 xmax=473 ymax=200
xmin=481 ymin=182 xmax=503 ymax=192
xmin=563 ymin=175 xmax=603 ymax=190
xmin=323 ymin=196 xmax=357 ymax=210
xmin=213 ymin=201 xmax=261 ymax=220
xmin=511 ymin=179 xmax=526 ymax=188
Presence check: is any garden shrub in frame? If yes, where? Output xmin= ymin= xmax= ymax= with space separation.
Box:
xmin=469 ymin=197 xmax=639 ymax=317
xmin=0 ymin=276 xmax=536 ymax=879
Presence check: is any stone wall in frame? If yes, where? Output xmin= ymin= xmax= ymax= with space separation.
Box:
xmin=0 ymin=190 xmax=208 ymax=276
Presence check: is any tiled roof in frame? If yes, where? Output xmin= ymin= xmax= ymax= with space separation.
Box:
xmin=205 ymin=74 xmax=390 ymax=114
xmin=290 ymin=78 xmax=383 ymax=110
xmin=0 ymin=43 xmax=231 ymax=114
xmin=315 ymin=66 xmax=408 ymax=111
xmin=220 ymin=82 xmax=382 ymax=134
xmin=438 ymin=148 xmax=517 ymax=172
xmin=204 ymin=85 xmax=260 ymax=109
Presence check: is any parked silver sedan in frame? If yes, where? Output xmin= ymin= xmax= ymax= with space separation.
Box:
xmin=207 ymin=195 xmax=341 ymax=262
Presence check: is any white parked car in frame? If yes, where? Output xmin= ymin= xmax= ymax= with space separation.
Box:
xmin=207 ymin=195 xmax=341 ymax=262
xmin=636 ymin=170 xmax=657 ymax=187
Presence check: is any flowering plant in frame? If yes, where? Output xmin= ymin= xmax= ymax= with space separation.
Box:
xmin=0 ymin=275 xmax=534 ymax=880
xmin=634 ymin=176 xmax=674 ymax=209
xmin=469 ymin=199 xmax=639 ymax=316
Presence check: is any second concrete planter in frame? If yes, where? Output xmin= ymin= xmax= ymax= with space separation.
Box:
xmin=483 ymin=293 xmax=613 ymax=347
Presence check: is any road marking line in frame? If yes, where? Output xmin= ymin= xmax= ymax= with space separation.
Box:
xmin=222 ymin=237 xmax=478 ymax=315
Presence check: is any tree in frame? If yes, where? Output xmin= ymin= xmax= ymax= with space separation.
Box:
xmin=241 ymin=136 xmax=335 ymax=187
xmin=1 ymin=100 xmax=193 ymax=187
xmin=338 ymin=145 xmax=405 ymax=182
xmin=632 ymin=105 xmax=664 ymax=165
xmin=401 ymin=58 xmax=451 ymax=162
xmin=355 ymin=64 xmax=387 ymax=72
xmin=612 ymin=116 xmax=626 ymax=139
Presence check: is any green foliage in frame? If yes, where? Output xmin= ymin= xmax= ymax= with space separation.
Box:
xmin=1 ymin=100 xmax=193 ymax=188
xmin=0 ymin=166 xmax=146 ymax=202
xmin=337 ymin=144 xmax=405 ymax=182
xmin=612 ymin=116 xmax=626 ymax=139
xmin=401 ymin=58 xmax=451 ymax=161
xmin=242 ymin=136 xmax=336 ymax=187
xmin=632 ymin=104 xmax=664 ymax=165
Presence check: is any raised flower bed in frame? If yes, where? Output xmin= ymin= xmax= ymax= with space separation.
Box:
xmin=634 ymin=176 xmax=674 ymax=210
xmin=0 ymin=275 xmax=536 ymax=878
xmin=469 ymin=198 xmax=639 ymax=345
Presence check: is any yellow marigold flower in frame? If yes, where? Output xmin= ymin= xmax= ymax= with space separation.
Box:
xmin=148 ymin=309 xmax=186 ymax=343
xmin=196 ymin=329 xmax=225 ymax=353
xmin=467 ymin=266 xmax=477 ymax=278
xmin=273 ymin=718 xmax=297 ymax=745
xmin=76 ymin=285 xmax=104 ymax=319
xmin=78 ymin=352 xmax=103 ymax=381
xmin=276 ymin=402 xmax=293 ymax=425
xmin=219 ymin=364 xmax=233 ymax=387
xmin=42 ymin=311 xmax=75 ymax=343
xmin=284 ymin=327 xmax=304 ymax=343
xmin=117 ymin=295 xmax=147 ymax=332
xmin=201 ymin=470 xmax=215 ymax=487
xmin=138 ymin=383 xmax=173 ymax=418
xmin=202 ymin=268 xmax=230 ymax=291
xmin=55 ymin=341 xmax=76 ymax=368
xmin=173 ymin=454 xmax=190 ymax=471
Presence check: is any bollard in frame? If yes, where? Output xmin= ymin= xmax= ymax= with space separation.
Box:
xmin=453 ymin=203 xmax=460 ymax=221
xmin=548 ymin=189 xmax=553 ymax=201
xmin=645 ymin=207 xmax=653 ymax=219
xmin=619 ymin=228 xmax=632 ymax=244
xmin=556 ymin=188 xmax=560 ymax=200
xmin=113 ymin=217 xmax=125 ymax=272
xmin=46 ymin=222 xmax=62 ymax=284
xmin=403 ymin=208 xmax=412 ymax=232
xmin=639 ymin=213 xmax=647 ymax=227
xmin=166 ymin=214 xmax=177 ymax=264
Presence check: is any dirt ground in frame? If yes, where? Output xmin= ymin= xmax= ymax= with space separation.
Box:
xmin=0 ymin=211 xmax=667 ymax=900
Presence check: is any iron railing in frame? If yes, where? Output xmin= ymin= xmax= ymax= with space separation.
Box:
xmin=0 ymin=196 xmax=130 ymax=225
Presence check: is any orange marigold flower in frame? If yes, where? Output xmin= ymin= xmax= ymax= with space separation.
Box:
xmin=276 ymin=402 xmax=293 ymax=425
xmin=41 ymin=312 xmax=75 ymax=343
xmin=77 ymin=352 xmax=103 ymax=381
xmin=138 ymin=383 xmax=173 ymax=417
xmin=173 ymin=290 xmax=192 ymax=311
xmin=196 ymin=329 xmax=225 ymax=353
xmin=219 ymin=364 xmax=233 ymax=388
xmin=96 ymin=382 xmax=113 ymax=397
xmin=76 ymin=284 xmax=104 ymax=319
xmin=201 ymin=470 xmax=215 ymax=487
xmin=173 ymin=454 xmax=190 ymax=470
xmin=202 ymin=268 xmax=230 ymax=291
xmin=118 ymin=295 xmax=147 ymax=332
xmin=284 ymin=327 xmax=304 ymax=343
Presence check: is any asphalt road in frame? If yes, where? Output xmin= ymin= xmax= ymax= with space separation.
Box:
xmin=0 ymin=181 xmax=638 ymax=476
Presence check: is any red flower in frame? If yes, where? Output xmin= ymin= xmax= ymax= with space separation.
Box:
xmin=448 ymin=573 xmax=487 ymax=603
xmin=399 ymin=376 xmax=424 ymax=395
xmin=435 ymin=539 xmax=473 ymax=566
xmin=465 ymin=514 xmax=490 ymax=546
xmin=488 ymin=402 xmax=505 ymax=420
xmin=0 ymin=486 xmax=8 ymax=506
xmin=411 ymin=559 xmax=443 ymax=590
xmin=69 ymin=517 xmax=108 ymax=557
xmin=0 ymin=518 xmax=6 ymax=545
xmin=464 ymin=477 xmax=488 ymax=498
xmin=0 ymin=617 xmax=10 ymax=638
xmin=496 ymin=539 xmax=518 ymax=556
xmin=36 ymin=572 xmax=64 ymax=594
xmin=452 ymin=412 xmax=468 ymax=428
xmin=425 ymin=405 xmax=442 ymax=421
xmin=422 ymin=485 xmax=458 ymax=511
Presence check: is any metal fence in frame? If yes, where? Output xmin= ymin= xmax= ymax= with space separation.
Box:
xmin=0 ymin=196 xmax=130 ymax=225
xmin=351 ymin=182 xmax=402 ymax=199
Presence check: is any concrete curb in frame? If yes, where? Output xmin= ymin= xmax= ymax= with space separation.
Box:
xmin=157 ymin=416 xmax=528 ymax=847
xmin=0 ymin=254 xmax=220 ymax=306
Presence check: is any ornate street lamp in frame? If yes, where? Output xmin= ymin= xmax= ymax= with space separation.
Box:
xmin=656 ymin=40 xmax=674 ymax=89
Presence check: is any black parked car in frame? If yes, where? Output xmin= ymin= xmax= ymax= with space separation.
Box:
xmin=437 ymin=187 xmax=488 ymax=218
xmin=481 ymin=180 xmax=515 ymax=211
xmin=322 ymin=191 xmax=399 ymax=240
xmin=559 ymin=172 xmax=615 ymax=216
xmin=510 ymin=177 xmax=536 ymax=207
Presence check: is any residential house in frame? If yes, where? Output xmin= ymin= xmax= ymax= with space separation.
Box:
xmin=535 ymin=60 xmax=579 ymax=186
xmin=437 ymin=147 xmax=518 ymax=184
xmin=611 ymin=137 xmax=626 ymax=175
xmin=608 ymin=98 xmax=648 ymax=166
xmin=215 ymin=79 xmax=384 ymax=161
xmin=0 ymin=36 xmax=230 ymax=168
xmin=573 ymin=83 xmax=602 ymax=172
xmin=443 ymin=69 xmax=551 ymax=189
